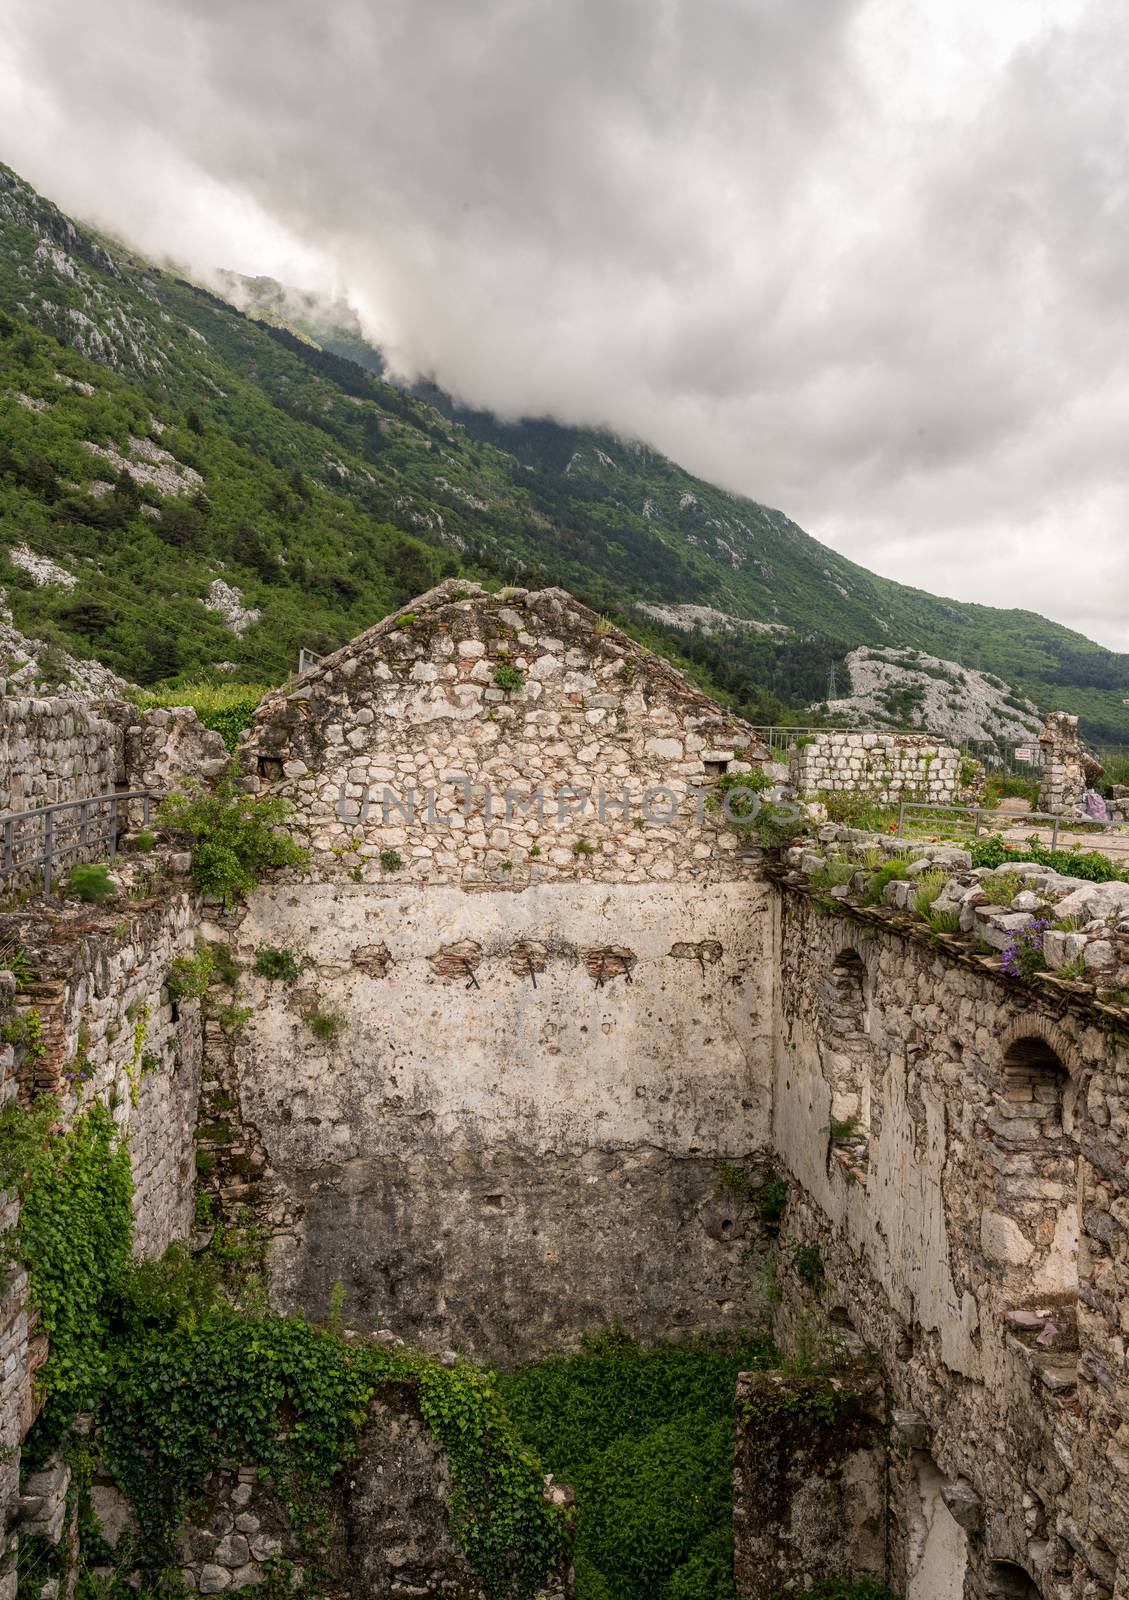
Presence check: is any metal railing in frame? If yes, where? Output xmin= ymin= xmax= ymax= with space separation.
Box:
xmin=1 ymin=791 xmax=152 ymax=894
xmin=748 ymin=726 xmax=921 ymax=755
xmin=961 ymin=737 xmax=1045 ymax=775
xmin=297 ymin=647 xmax=325 ymax=676
xmin=895 ymin=800 xmax=1111 ymax=851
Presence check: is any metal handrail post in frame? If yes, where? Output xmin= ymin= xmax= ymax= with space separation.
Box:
xmin=42 ymin=808 xmax=54 ymax=894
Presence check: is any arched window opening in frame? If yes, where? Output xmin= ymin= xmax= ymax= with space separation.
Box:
xmin=988 ymin=1034 xmax=1079 ymax=1302
xmin=987 ymin=1560 xmax=1042 ymax=1600
xmin=824 ymin=949 xmax=872 ymax=1176
xmin=1002 ymin=1038 xmax=1071 ymax=1134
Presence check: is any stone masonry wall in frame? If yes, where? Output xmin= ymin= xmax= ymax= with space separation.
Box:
xmin=769 ymin=884 xmax=1127 ymax=1600
xmin=229 ymin=582 xmax=782 ymax=1360
xmin=0 ymin=694 xmax=227 ymax=892
xmin=0 ymin=870 xmax=205 ymax=1598
xmin=789 ymin=730 xmax=960 ymax=806
xmin=240 ymin=580 xmax=771 ymax=888
xmin=0 ymin=694 xmax=124 ymax=813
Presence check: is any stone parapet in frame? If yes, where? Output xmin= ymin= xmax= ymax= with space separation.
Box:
xmin=788 ymin=730 xmax=960 ymax=805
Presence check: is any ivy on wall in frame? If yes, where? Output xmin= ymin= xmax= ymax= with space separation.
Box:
xmin=3 ymin=1096 xmax=567 ymax=1599
xmin=499 ymin=1327 xmax=777 ymax=1600
xmin=0 ymin=1097 xmax=132 ymax=1451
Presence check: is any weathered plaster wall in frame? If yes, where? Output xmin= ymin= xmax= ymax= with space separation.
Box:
xmin=770 ymin=884 xmax=1126 ymax=1600
xmin=789 ymin=731 xmax=959 ymax=806
xmin=229 ymin=876 xmax=778 ymax=1359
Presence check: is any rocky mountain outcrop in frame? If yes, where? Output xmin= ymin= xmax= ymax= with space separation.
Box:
xmin=825 ymin=646 xmax=1043 ymax=747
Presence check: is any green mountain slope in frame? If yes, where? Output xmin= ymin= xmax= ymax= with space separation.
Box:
xmin=2 ymin=160 xmax=1128 ymax=739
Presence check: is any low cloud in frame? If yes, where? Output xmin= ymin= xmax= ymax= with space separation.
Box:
xmin=1 ymin=0 xmax=1126 ymax=646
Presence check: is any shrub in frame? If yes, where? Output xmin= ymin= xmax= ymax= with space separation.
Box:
xmin=64 ymin=862 xmax=115 ymax=903
xmin=156 ymin=768 xmax=308 ymax=907
xmin=134 ymin=828 xmax=157 ymax=852
xmin=378 ymin=848 xmax=403 ymax=872
xmin=969 ymin=834 xmax=1128 ymax=883
xmin=499 ymin=1330 xmax=774 ymax=1600
xmin=254 ymin=945 xmax=302 ymax=982
xmin=493 ymin=663 xmax=526 ymax=692
xmin=818 ymin=791 xmax=888 ymax=831
xmin=165 ymin=948 xmax=215 ymax=1003
xmin=792 ymin=1242 xmax=824 ymax=1286
xmin=810 ymin=858 xmax=856 ymax=890
xmin=137 ymin=683 xmax=269 ymax=753
xmin=980 ymin=869 xmax=1027 ymax=906
xmin=208 ymin=941 xmax=240 ymax=986
xmin=862 ymin=858 xmax=911 ymax=904
xmin=707 ymin=767 xmax=772 ymax=822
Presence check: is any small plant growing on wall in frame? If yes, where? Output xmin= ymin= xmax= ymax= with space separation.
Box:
xmin=65 ymin=862 xmax=115 ymax=904
xmin=792 ymin=1241 xmax=824 ymax=1287
xmin=379 ymin=848 xmax=403 ymax=872
xmin=572 ymin=836 xmax=596 ymax=857
xmin=1001 ymin=918 xmax=1051 ymax=985
xmin=493 ymin=663 xmax=526 ymax=692
xmin=829 ymin=1116 xmax=861 ymax=1146
xmin=301 ymin=1003 xmax=348 ymax=1045
xmin=166 ymin=948 xmax=215 ymax=1004
xmin=254 ymin=945 xmax=302 ymax=982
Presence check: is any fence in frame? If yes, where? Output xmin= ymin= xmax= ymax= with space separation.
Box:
xmin=961 ymin=737 xmax=1045 ymax=776
xmin=748 ymin=725 xmax=875 ymax=756
xmin=894 ymin=800 xmax=1108 ymax=851
xmin=0 ymin=791 xmax=152 ymax=895
xmin=297 ymin=647 xmax=325 ymax=676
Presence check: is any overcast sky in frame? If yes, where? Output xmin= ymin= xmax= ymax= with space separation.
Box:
xmin=1 ymin=0 xmax=1127 ymax=649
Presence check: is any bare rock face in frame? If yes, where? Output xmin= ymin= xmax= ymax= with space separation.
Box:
xmin=204 ymin=578 xmax=261 ymax=638
xmin=823 ymin=645 xmax=1042 ymax=747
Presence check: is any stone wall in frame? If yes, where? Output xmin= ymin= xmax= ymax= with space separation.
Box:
xmin=769 ymin=882 xmax=1127 ymax=1600
xmin=0 ymin=694 xmax=124 ymax=813
xmin=733 ymin=1368 xmax=887 ymax=1600
xmin=0 ymin=697 xmax=227 ymax=896
xmin=240 ymin=579 xmax=770 ymax=888
xmin=227 ymin=583 xmax=781 ymax=1360
xmin=1037 ymin=712 xmax=1097 ymax=818
xmin=789 ymin=730 xmax=960 ymax=806
xmin=224 ymin=877 xmax=778 ymax=1360
xmin=0 ymin=869 xmax=205 ymax=1599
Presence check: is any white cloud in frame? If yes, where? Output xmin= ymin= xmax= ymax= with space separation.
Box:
xmin=1 ymin=0 xmax=1126 ymax=647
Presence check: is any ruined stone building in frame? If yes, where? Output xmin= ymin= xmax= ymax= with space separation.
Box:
xmin=1 ymin=580 xmax=1127 ymax=1598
